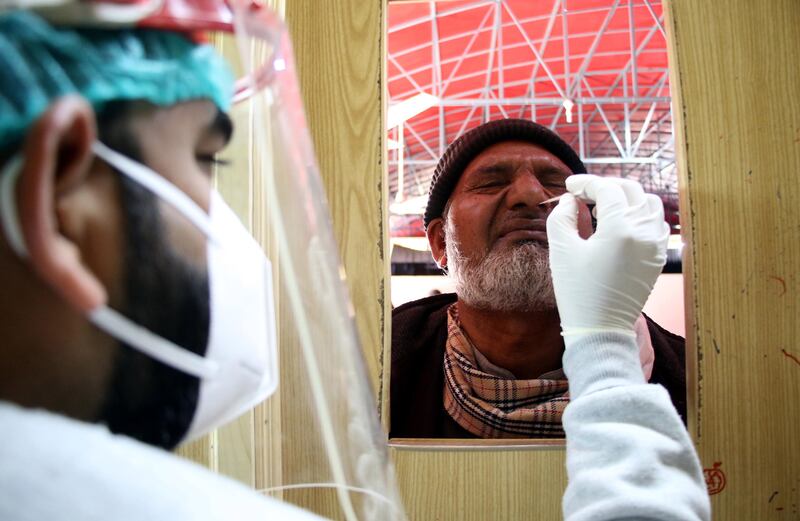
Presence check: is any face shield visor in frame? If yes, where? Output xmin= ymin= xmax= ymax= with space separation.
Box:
xmin=211 ymin=5 xmax=406 ymax=519
xmin=0 ymin=1 xmax=404 ymax=519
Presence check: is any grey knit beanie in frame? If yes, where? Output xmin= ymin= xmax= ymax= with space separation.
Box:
xmin=423 ymin=118 xmax=585 ymax=229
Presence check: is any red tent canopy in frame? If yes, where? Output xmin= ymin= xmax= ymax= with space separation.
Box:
xmin=387 ymin=0 xmax=676 ymax=236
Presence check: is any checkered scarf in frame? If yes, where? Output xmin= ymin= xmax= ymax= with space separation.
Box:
xmin=443 ymin=305 xmax=570 ymax=438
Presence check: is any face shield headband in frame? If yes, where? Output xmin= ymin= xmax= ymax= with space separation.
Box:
xmin=0 ymin=141 xmax=279 ymax=442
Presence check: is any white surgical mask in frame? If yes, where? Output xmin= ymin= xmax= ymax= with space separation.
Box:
xmin=0 ymin=142 xmax=279 ymax=442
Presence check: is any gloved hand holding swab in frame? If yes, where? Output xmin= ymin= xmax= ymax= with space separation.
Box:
xmin=545 ymin=174 xmax=670 ymax=339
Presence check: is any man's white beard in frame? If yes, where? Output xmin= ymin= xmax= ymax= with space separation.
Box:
xmin=444 ymin=217 xmax=556 ymax=312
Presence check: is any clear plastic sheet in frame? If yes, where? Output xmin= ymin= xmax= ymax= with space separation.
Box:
xmin=211 ymin=3 xmax=406 ymax=519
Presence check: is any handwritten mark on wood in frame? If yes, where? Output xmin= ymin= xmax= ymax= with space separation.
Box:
xmin=768 ymin=275 xmax=787 ymax=296
xmin=703 ymin=462 xmax=727 ymax=495
xmin=782 ymin=349 xmax=800 ymax=367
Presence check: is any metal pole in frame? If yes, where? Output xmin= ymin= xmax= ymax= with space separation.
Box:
xmin=589 ymin=131 xmax=613 ymax=157
xmin=580 ymin=20 xmax=662 ymax=130
xmin=630 ymin=100 xmax=658 ymax=156
xmin=489 ymin=91 xmax=510 ymax=118
xmin=497 ymin=0 xmax=504 ymax=99
xmin=549 ymin=104 xmax=564 ymax=130
xmin=628 ymin=0 xmax=639 ymax=98
xmin=388 ymin=160 xmax=440 ymax=166
xmin=567 ymin=0 xmax=621 ymax=98
xmin=517 ymin=0 xmax=560 ymax=118
xmin=429 ymin=1 xmax=447 ymax=156
xmin=630 ymin=71 xmax=669 ymax=151
xmin=641 ymin=0 xmax=667 ymax=38
xmin=635 ymin=110 xmax=672 ymax=155
xmin=562 ymin=0 xmax=570 ymax=95
xmin=388 ymin=54 xmax=425 ymax=93
xmin=649 ymin=136 xmax=674 ymax=160
xmin=623 ymin=70 xmax=632 ymax=155
xmin=502 ymin=0 xmax=567 ymax=98
xmin=427 ymin=96 xmax=670 ymax=106
xmin=582 ymin=78 xmax=626 ymax=156
xmin=387 ymin=157 xmax=659 ymax=166
xmin=441 ymin=7 xmax=493 ymax=95
xmin=480 ymin=1 xmax=500 ymax=123
xmin=456 ymin=103 xmax=480 ymax=139
xmin=577 ymin=80 xmax=585 ymax=159
xmin=402 ymin=65 xmax=666 ymax=102
xmin=405 ymin=122 xmax=438 ymax=159
xmin=388 ymin=0 xmax=494 ymax=35
xmin=396 ymin=121 xmax=405 ymax=202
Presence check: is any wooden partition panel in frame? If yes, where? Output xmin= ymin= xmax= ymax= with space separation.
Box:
xmin=392 ymin=446 xmax=566 ymax=519
xmin=285 ymin=0 xmax=388 ymax=398
xmin=665 ymin=0 xmax=800 ymax=517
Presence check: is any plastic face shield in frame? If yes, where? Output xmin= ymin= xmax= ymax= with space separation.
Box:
xmin=203 ymin=3 xmax=405 ymax=520
xmin=8 ymin=0 xmax=404 ymax=517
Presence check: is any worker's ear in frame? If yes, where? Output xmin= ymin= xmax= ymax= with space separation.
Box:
xmin=426 ymin=217 xmax=447 ymax=269
xmin=16 ymin=95 xmax=107 ymax=312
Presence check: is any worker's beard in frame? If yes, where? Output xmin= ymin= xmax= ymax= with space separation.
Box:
xmin=98 ymin=174 xmax=210 ymax=450
xmin=444 ymin=215 xmax=556 ymax=312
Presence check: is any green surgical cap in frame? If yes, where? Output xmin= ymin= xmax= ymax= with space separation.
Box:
xmin=0 ymin=11 xmax=234 ymax=146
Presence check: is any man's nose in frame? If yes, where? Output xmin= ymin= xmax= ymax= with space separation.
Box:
xmin=505 ymin=171 xmax=549 ymax=208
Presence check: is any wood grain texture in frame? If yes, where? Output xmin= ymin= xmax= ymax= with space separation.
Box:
xmin=391 ymin=446 xmax=566 ymax=520
xmin=665 ymin=0 xmax=800 ymax=518
xmin=285 ymin=0 xmax=387 ymax=400
xmin=175 ymin=431 xmax=216 ymax=471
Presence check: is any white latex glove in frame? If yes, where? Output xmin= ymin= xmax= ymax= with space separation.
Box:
xmin=546 ymin=174 xmax=670 ymax=337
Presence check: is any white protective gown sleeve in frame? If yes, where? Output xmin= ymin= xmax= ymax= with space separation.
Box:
xmin=560 ymin=332 xmax=711 ymax=521
xmin=0 ymin=401 xmax=325 ymax=521
xmin=546 ymin=175 xmax=711 ymax=521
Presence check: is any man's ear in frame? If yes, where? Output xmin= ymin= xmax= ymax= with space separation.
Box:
xmin=426 ymin=217 xmax=447 ymax=269
xmin=17 ymin=96 xmax=107 ymax=312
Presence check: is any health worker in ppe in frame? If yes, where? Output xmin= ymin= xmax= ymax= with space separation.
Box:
xmin=0 ymin=1 xmax=403 ymax=520
xmin=0 ymin=1 xmax=707 ymax=520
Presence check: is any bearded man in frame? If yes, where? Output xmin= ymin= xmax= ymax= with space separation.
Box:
xmin=390 ymin=119 xmax=686 ymax=439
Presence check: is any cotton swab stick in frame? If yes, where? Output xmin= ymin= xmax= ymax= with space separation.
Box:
xmin=538 ymin=195 xmax=565 ymax=206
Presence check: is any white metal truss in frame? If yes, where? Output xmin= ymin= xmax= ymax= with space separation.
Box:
xmin=387 ymin=0 xmax=676 ymax=209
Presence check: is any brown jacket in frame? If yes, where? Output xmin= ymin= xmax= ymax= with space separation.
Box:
xmin=390 ymin=293 xmax=687 ymax=438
